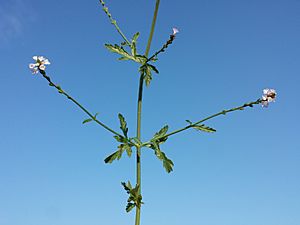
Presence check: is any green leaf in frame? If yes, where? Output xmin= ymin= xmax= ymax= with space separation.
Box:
xmin=113 ymin=135 xmax=127 ymax=143
xmin=153 ymin=125 xmax=169 ymax=140
xmin=82 ymin=118 xmax=93 ymax=124
xmin=132 ymin=32 xmax=140 ymax=43
xmin=124 ymin=144 xmax=132 ymax=157
xmin=131 ymin=32 xmax=139 ymax=57
xmin=121 ymin=181 xmax=142 ymax=213
xmin=147 ymin=64 xmax=159 ymax=74
xmin=105 ymin=44 xmax=134 ymax=61
xmin=118 ymin=56 xmax=130 ymax=61
xmin=126 ymin=203 xmax=135 ymax=212
xmin=121 ymin=181 xmax=132 ymax=194
xmin=118 ymin=113 xmax=128 ymax=137
xmin=185 ymin=119 xmax=193 ymax=125
xmin=151 ymin=142 xmax=174 ymax=173
xmin=193 ymin=124 xmax=216 ymax=133
xmin=104 ymin=145 xmax=125 ymax=163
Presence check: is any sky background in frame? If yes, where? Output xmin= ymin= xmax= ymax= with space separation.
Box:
xmin=0 ymin=0 xmax=299 ymax=225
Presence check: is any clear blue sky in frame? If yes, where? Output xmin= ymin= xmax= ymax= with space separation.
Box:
xmin=0 ymin=0 xmax=299 ymax=225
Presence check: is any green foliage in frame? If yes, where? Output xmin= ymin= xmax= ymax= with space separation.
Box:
xmin=193 ymin=124 xmax=216 ymax=133
xmin=147 ymin=125 xmax=174 ymax=173
xmin=82 ymin=113 xmax=99 ymax=124
xmin=104 ymin=142 xmax=133 ymax=163
xmin=151 ymin=142 xmax=174 ymax=173
xmin=131 ymin=32 xmax=139 ymax=57
xmin=186 ymin=120 xmax=216 ymax=133
xmin=105 ymin=42 xmax=146 ymax=64
xmin=121 ymin=181 xmax=143 ymax=212
xmin=118 ymin=113 xmax=128 ymax=137
xmin=82 ymin=118 xmax=92 ymax=124
xmin=139 ymin=63 xmax=159 ymax=87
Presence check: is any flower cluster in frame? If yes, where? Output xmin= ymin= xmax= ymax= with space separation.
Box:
xmin=261 ymin=88 xmax=277 ymax=107
xmin=29 ymin=56 xmax=50 ymax=74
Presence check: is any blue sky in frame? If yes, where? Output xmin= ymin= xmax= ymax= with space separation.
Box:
xmin=0 ymin=0 xmax=299 ymax=225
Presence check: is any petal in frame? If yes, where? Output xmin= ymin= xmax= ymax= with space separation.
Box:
xmin=172 ymin=27 xmax=179 ymax=35
xmin=38 ymin=56 xmax=45 ymax=61
xmin=263 ymin=89 xmax=269 ymax=95
xmin=33 ymin=56 xmax=38 ymax=61
xmin=39 ymin=64 xmax=46 ymax=70
xmin=29 ymin=63 xmax=36 ymax=69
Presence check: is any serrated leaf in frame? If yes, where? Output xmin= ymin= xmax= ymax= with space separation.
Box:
xmin=153 ymin=125 xmax=169 ymax=139
xmin=118 ymin=113 xmax=128 ymax=137
xmin=105 ymin=44 xmax=134 ymax=61
xmin=193 ymin=124 xmax=216 ymax=133
xmin=82 ymin=118 xmax=93 ymax=124
xmin=131 ymin=32 xmax=139 ymax=57
xmin=126 ymin=203 xmax=135 ymax=212
xmin=124 ymin=144 xmax=132 ymax=157
xmin=113 ymin=135 xmax=127 ymax=143
xmin=147 ymin=64 xmax=159 ymax=74
xmin=104 ymin=144 xmax=125 ymax=163
xmin=121 ymin=181 xmax=132 ymax=193
xmin=151 ymin=142 xmax=174 ymax=173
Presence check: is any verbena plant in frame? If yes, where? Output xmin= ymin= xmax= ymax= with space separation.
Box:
xmin=28 ymin=1 xmax=277 ymax=225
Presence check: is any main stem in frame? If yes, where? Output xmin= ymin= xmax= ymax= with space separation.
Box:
xmin=135 ymin=1 xmax=160 ymax=225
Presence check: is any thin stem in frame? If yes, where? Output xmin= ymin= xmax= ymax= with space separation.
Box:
xmin=145 ymin=0 xmax=160 ymax=57
xmin=135 ymin=1 xmax=160 ymax=225
xmin=99 ymin=0 xmax=131 ymax=46
xmin=142 ymin=99 xmax=262 ymax=146
xmin=40 ymin=71 xmax=123 ymax=138
xmin=147 ymin=33 xmax=176 ymax=63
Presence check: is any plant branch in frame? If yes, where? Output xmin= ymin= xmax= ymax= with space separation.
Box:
xmin=99 ymin=0 xmax=131 ymax=46
xmin=39 ymin=70 xmax=124 ymax=138
xmin=142 ymin=99 xmax=262 ymax=146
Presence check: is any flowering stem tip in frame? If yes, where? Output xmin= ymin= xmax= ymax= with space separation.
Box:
xmin=261 ymin=88 xmax=277 ymax=107
xmin=29 ymin=56 xmax=51 ymax=74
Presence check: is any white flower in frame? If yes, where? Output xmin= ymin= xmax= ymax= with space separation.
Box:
xmin=29 ymin=56 xmax=50 ymax=74
xmin=172 ymin=27 xmax=179 ymax=35
xmin=261 ymin=88 xmax=277 ymax=107
xmin=39 ymin=64 xmax=46 ymax=70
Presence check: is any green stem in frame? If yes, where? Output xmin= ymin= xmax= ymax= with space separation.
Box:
xmin=143 ymin=99 xmax=262 ymax=146
xmin=135 ymin=1 xmax=160 ymax=225
xmin=40 ymin=71 xmax=123 ymax=138
xmin=99 ymin=0 xmax=131 ymax=46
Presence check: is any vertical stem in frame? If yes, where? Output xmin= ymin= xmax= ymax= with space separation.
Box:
xmin=135 ymin=1 xmax=160 ymax=225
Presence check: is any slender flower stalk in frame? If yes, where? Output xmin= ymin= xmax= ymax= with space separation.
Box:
xmin=142 ymin=99 xmax=264 ymax=146
xmin=99 ymin=0 xmax=131 ymax=46
xmin=147 ymin=27 xmax=178 ymax=63
xmin=28 ymin=59 xmax=124 ymax=138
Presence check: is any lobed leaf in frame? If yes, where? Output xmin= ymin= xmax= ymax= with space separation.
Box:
xmin=151 ymin=142 xmax=174 ymax=173
xmin=118 ymin=113 xmax=128 ymax=137
xmin=193 ymin=124 xmax=216 ymax=133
